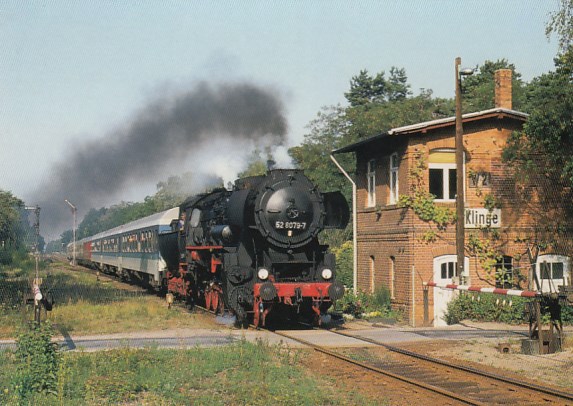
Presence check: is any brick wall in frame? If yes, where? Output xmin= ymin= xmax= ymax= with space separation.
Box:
xmin=351 ymin=114 xmax=573 ymax=326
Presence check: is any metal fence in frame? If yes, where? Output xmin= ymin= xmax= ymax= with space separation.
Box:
xmin=0 ymin=272 xmax=147 ymax=314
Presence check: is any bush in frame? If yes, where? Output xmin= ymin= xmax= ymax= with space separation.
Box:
xmin=445 ymin=293 xmax=573 ymax=326
xmin=444 ymin=293 xmax=529 ymax=325
xmin=336 ymin=286 xmax=400 ymax=321
xmin=13 ymin=321 xmax=60 ymax=398
xmin=562 ymin=304 xmax=573 ymax=324
xmin=332 ymin=240 xmax=353 ymax=288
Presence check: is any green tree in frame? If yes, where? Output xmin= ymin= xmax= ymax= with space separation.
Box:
xmin=71 ymin=172 xmax=221 ymax=239
xmin=461 ymin=59 xmax=526 ymax=112
xmin=344 ymin=68 xmax=411 ymax=107
xmin=237 ymin=149 xmax=270 ymax=178
xmin=546 ymin=0 xmax=573 ymax=52
xmin=289 ymin=105 xmax=353 ymax=201
xmin=346 ymin=89 xmax=455 ymax=141
xmin=504 ymin=49 xmax=573 ymax=184
xmin=0 ymin=190 xmax=25 ymax=261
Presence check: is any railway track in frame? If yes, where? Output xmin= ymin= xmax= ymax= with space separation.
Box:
xmin=268 ymin=326 xmax=573 ymax=406
xmin=61 ymin=261 xmax=573 ymax=404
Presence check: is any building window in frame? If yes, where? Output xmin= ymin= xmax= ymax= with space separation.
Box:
xmin=441 ymin=260 xmax=457 ymax=279
xmin=536 ymin=255 xmax=570 ymax=293
xmin=434 ymin=254 xmax=469 ymax=283
xmin=495 ymin=256 xmax=513 ymax=289
xmin=389 ymin=256 xmax=396 ymax=299
xmin=428 ymin=149 xmax=457 ymax=202
xmin=389 ymin=153 xmax=399 ymax=204
xmin=369 ymin=255 xmax=375 ymax=293
xmin=367 ymin=159 xmax=376 ymax=207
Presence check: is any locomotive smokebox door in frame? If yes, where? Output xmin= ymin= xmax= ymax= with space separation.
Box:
xmin=254 ymin=171 xmax=323 ymax=249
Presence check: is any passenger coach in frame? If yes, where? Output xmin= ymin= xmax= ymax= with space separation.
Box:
xmin=69 ymin=207 xmax=180 ymax=288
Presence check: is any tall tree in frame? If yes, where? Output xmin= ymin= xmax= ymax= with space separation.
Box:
xmin=0 ymin=190 xmax=25 ymax=249
xmin=289 ymin=105 xmax=353 ymax=201
xmin=504 ymin=49 xmax=573 ymax=184
xmin=346 ymin=89 xmax=454 ymax=141
xmin=461 ymin=59 xmax=526 ymax=112
xmin=546 ymin=0 xmax=573 ymax=52
xmin=344 ymin=68 xmax=411 ymax=107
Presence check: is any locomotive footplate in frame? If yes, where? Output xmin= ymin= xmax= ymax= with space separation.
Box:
xmin=254 ymin=282 xmax=333 ymax=298
xmin=252 ymin=282 xmax=344 ymax=327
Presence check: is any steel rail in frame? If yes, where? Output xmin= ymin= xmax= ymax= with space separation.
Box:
xmin=269 ymin=329 xmax=485 ymax=406
xmin=328 ymin=328 xmax=573 ymax=403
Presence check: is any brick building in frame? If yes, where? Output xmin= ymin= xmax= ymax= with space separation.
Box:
xmin=333 ymin=70 xmax=572 ymax=326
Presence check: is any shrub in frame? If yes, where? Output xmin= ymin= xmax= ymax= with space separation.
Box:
xmin=13 ymin=321 xmax=60 ymax=397
xmin=445 ymin=292 xmax=573 ymax=326
xmin=332 ymin=240 xmax=353 ymax=288
xmin=444 ymin=293 xmax=528 ymax=325
xmin=562 ymin=304 xmax=573 ymax=324
xmin=336 ymin=285 xmax=400 ymax=321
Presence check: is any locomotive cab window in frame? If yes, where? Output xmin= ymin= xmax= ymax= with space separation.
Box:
xmin=190 ymin=209 xmax=201 ymax=227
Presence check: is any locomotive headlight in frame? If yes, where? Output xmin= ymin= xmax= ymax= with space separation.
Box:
xmin=258 ymin=268 xmax=269 ymax=280
xmin=321 ymin=268 xmax=333 ymax=280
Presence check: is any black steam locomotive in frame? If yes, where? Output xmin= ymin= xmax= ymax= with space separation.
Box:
xmin=159 ymin=169 xmax=349 ymax=326
xmin=71 ymin=169 xmax=349 ymax=326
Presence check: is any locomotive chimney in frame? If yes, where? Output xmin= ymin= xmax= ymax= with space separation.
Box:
xmin=494 ymin=69 xmax=512 ymax=109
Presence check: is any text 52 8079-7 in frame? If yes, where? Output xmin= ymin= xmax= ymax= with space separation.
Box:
xmin=275 ymin=221 xmax=307 ymax=230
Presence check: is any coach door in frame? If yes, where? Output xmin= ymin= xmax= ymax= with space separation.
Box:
xmin=433 ymin=255 xmax=468 ymax=327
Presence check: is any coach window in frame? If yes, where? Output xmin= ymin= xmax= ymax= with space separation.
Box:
xmin=536 ymin=255 xmax=570 ymax=293
xmin=151 ymin=231 xmax=157 ymax=251
xmin=367 ymin=159 xmax=376 ymax=207
xmin=428 ymin=149 xmax=458 ymax=202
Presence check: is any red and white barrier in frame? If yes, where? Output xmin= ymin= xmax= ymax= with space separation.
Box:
xmin=424 ymin=281 xmax=539 ymax=298
xmin=32 ymin=284 xmax=43 ymax=302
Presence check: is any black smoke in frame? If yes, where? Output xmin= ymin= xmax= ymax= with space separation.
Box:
xmin=31 ymin=82 xmax=287 ymax=239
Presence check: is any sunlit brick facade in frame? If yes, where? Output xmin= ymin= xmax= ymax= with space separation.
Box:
xmin=334 ymin=70 xmax=572 ymax=326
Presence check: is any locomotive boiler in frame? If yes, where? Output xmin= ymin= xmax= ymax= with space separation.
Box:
xmin=159 ymin=169 xmax=349 ymax=326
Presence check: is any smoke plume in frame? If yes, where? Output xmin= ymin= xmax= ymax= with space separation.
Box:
xmin=31 ymin=82 xmax=287 ymax=239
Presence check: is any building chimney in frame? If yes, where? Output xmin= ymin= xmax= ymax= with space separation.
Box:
xmin=494 ymin=69 xmax=512 ymax=109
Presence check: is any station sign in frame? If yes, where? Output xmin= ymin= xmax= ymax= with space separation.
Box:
xmin=465 ymin=208 xmax=501 ymax=229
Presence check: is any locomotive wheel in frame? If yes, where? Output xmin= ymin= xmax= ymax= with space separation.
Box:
xmin=205 ymin=283 xmax=224 ymax=314
xmin=228 ymin=286 xmax=251 ymax=325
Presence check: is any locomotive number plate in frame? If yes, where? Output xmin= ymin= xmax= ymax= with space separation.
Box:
xmin=275 ymin=221 xmax=307 ymax=230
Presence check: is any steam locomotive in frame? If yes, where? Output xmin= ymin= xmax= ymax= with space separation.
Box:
xmin=71 ymin=169 xmax=349 ymax=326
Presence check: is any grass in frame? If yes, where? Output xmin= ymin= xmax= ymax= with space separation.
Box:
xmin=0 ymin=258 xmax=212 ymax=339
xmin=0 ymin=339 xmax=378 ymax=405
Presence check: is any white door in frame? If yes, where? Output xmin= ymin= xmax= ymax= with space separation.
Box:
xmin=433 ymin=255 xmax=468 ymax=327
xmin=536 ymin=255 xmax=570 ymax=293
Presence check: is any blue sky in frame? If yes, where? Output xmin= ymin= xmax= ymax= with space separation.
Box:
xmin=0 ymin=1 xmax=561 ymax=218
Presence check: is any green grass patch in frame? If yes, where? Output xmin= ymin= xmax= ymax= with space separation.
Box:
xmin=48 ymin=296 xmax=213 ymax=336
xmin=0 ymin=259 xmax=213 ymax=338
xmin=0 ymin=339 xmax=376 ymax=405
